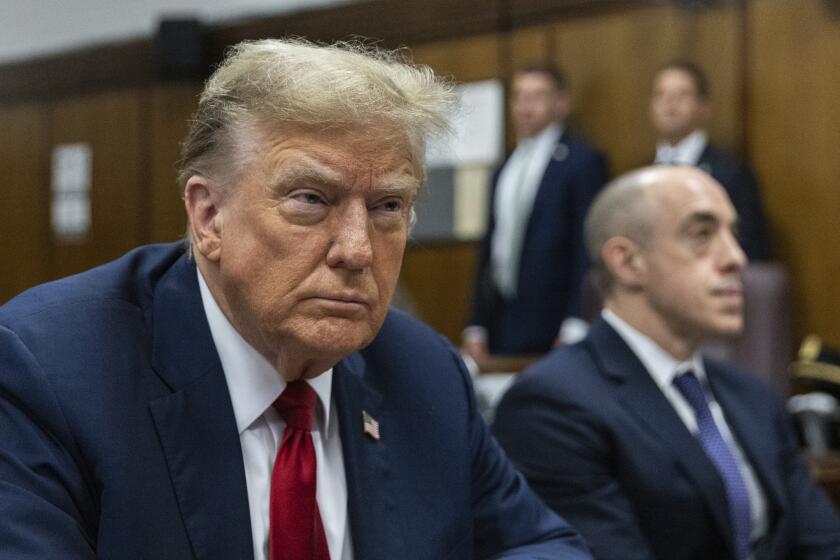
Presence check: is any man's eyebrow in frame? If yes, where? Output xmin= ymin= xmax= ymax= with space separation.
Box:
xmin=274 ymin=159 xmax=420 ymax=195
xmin=373 ymin=174 xmax=421 ymax=195
xmin=679 ymin=211 xmax=719 ymax=230
xmin=277 ymin=164 xmax=343 ymax=189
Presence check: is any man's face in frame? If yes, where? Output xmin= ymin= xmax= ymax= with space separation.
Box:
xmin=510 ymin=72 xmax=568 ymax=140
xmin=639 ymin=171 xmax=747 ymax=343
xmin=200 ymin=125 xmax=417 ymax=374
xmin=649 ymin=68 xmax=708 ymax=144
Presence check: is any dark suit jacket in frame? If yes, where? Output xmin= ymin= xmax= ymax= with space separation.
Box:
xmin=0 ymin=243 xmax=590 ymax=559
xmin=661 ymin=143 xmax=769 ymax=261
xmin=470 ymin=130 xmax=608 ymax=354
xmin=493 ymin=317 xmax=840 ymax=560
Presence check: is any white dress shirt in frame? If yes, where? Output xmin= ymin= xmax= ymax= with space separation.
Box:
xmin=198 ymin=271 xmax=353 ymax=560
xmin=655 ymin=129 xmax=708 ymax=166
xmin=491 ymin=123 xmax=563 ymax=298
xmin=602 ymin=309 xmax=768 ymax=549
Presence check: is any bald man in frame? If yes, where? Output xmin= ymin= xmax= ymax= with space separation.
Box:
xmin=493 ymin=167 xmax=840 ymax=560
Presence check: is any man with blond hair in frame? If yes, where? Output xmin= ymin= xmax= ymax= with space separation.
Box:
xmin=0 ymin=39 xmax=589 ymax=559
xmin=494 ymin=166 xmax=840 ymax=559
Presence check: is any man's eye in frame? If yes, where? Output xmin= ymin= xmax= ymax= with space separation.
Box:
xmin=691 ymin=226 xmax=713 ymax=241
xmin=379 ymin=199 xmax=403 ymax=212
xmin=292 ymin=192 xmax=326 ymax=205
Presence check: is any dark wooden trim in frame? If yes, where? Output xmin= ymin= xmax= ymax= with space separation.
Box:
xmin=506 ymin=0 xmax=658 ymax=28
xmin=206 ymin=0 xmax=505 ymax=58
xmin=137 ymin=88 xmax=154 ymax=245
xmin=0 ymin=0 xmax=733 ymax=103
xmin=0 ymin=39 xmax=153 ymax=103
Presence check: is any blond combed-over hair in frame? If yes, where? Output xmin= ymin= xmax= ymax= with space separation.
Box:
xmin=177 ymin=37 xmax=455 ymax=190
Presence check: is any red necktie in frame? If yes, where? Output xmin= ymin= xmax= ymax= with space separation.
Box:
xmin=269 ymin=380 xmax=330 ymax=560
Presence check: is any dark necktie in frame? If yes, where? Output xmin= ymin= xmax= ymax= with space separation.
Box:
xmin=673 ymin=371 xmax=752 ymax=560
xmin=269 ymin=380 xmax=330 ymax=560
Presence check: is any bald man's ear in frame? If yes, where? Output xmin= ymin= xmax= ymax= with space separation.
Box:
xmin=184 ymin=176 xmax=224 ymax=262
xmin=601 ymin=236 xmax=646 ymax=290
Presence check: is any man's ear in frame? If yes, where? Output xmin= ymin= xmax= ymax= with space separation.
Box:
xmin=184 ymin=176 xmax=224 ymax=262
xmin=601 ymin=236 xmax=646 ymax=290
xmin=554 ymin=90 xmax=572 ymax=122
xmin=697 ymin=98 xmax=712 ymax=127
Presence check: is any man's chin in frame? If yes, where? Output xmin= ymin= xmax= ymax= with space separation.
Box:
xmin=298 ymin=318 xmax=378 ymax=355
xmin=709 ymin=317 xmax=743 ymax=339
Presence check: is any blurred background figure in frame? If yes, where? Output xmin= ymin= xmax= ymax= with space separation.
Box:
xmin=650 ymin=60 xmax=770 ymax=261
xmin=463 ymin=63 xmax=608 ymax=360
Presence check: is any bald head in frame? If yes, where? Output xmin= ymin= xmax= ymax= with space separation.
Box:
xmin=585 ymin=166 xmax=734 ymax=294
xmin=586 ymin=165 xmax=747 ymax=356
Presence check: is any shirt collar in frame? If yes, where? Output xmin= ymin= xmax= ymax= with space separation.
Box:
xmin=197 ymin=269 xmax=333 ymax=435
xmin=602 ymin=308 xmax=706 ymax=389
xmin=522 ymin=122 xmax=563 ymax=150
xmin=655 ymin=129 xmax=708 ymax=166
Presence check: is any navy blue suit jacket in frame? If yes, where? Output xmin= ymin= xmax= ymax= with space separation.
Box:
xmin=470 ymin=131 xmax=608 ymax=354
xmin=697 ymin=143 xmax=770 ymax=261
xmin=493 ymin=318 xmax=840 ymax=560
xmin=0 ymin=243 xmax=590 ymax=559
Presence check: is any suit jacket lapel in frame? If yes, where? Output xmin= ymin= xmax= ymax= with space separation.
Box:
xmin=707 ymin=363 xmax=785 ymax=518
xmin=586 ymin=318 xmax=736 ymax=553
xmin=532 ymin=132 xmax=572 ymax=205
xmin=333 ymin=352 xmax=396 ymax=560
xmin=148 ymin=255 xmax=253 ymax=559
xmin=524 ymin=133 xmax=571 ymax=243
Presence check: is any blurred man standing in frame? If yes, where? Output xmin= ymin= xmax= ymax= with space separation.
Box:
xmin=464 ymin=64 xmax=608 ymax=359
xmin=650 ymin=60 xmax=770 ymax=260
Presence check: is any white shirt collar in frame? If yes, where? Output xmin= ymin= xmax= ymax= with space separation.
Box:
xmin=197 ymin=269 xmax=333 ymax=435
xmin=602 ymin=308 xmax=706 ymax=390
xmin=519 ymin=122 xmax=563 ymax=151
xmin=655 ymin=129 xmax=708 ymax=166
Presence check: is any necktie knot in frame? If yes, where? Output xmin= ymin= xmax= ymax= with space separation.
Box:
xmin=673 ymin=370 xmax=712 ymax=420
xmin=274 ymin=380 xmax=317 ymax=431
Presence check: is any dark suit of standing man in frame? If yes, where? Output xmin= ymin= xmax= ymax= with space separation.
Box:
xmin=0 ymin=39 xmax=590 ymax=559
xmin=494 ymin=166 xmax=840 ymax=559
xmin=650 ymin=60 xmax=770 ymax=261
xmin=463 ymin=64 xmax=608 ymax=358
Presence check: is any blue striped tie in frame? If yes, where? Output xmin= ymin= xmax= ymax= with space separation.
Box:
xmin=673 ymin=371 xmax=752 ymax=560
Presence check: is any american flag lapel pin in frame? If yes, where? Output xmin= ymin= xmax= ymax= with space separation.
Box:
xmin=362 ymin=410 xmax=380 ymax=441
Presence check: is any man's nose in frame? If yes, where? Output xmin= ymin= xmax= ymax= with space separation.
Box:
xmin=720 ymin=228 xmax=748 ymax=271
xmin=326 ymin=202 xmax=373 ymax=270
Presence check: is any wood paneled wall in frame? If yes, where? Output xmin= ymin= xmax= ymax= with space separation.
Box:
xmin=149 ymin=84 xmax=200 ymax=242
xmin=0 ymin=85 xmax=195 ymax=303
xmin=748 ymin=0 xmax=840 ymax=346
xmin=0 ymin=0 xmax=838 ymax=349
xmin=0 ymin=104 xmax=48 ymax=301
xmin=49 ymin=91 xmax=147 ymax=278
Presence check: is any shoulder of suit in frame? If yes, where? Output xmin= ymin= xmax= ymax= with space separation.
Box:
xmin=703 ymin=356 xmax=778 ymax=397
xmin=556 ymin=132 xmax=605 ymax=166
xmin=700 ymin=142 xmax=748 ymax=170
xmin=559 ymin=131 xmax=599 ymax=152
xmin=367 ymin=308 xmax=456 ymax=357
xmin=0 ymin=243 xmax=184 ymax=329
xmin=512 ymin=342 xmax=601 ymax=395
